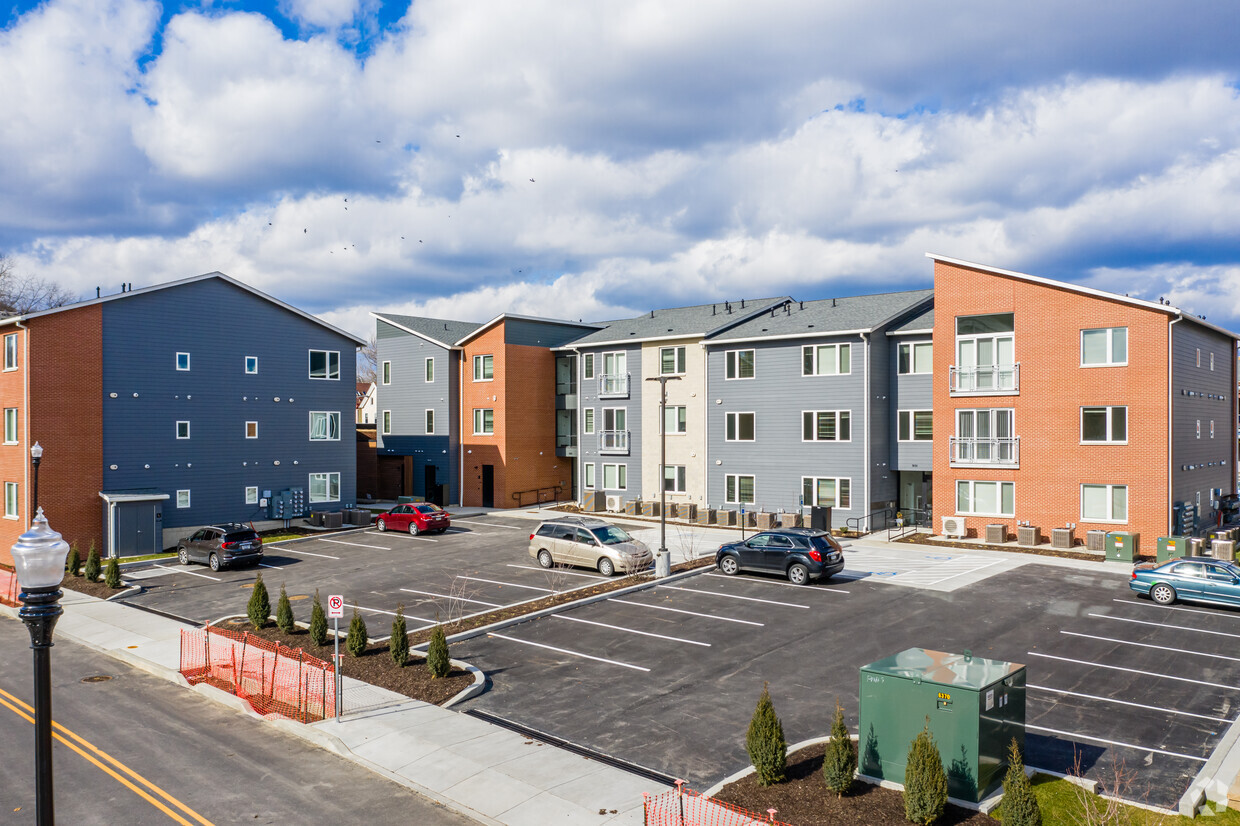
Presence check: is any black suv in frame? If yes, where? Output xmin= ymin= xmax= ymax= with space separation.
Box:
xmin=715 ymin=529 xmax=845 ymax=585
xmin=177 ymin=524 xmax=263 ymax=571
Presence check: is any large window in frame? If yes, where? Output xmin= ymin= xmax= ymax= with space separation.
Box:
xmin=660 ymin=346 xmax=686 ymax=375
xmin=425 ymin=357 xmax=434 ymax=383
xmin=955 ymin=409 xmax=1015 ymax=463
xmin=725 ymin=474 xmax=755 ymax=504
xmin=663 ymin=465 xmax=687 ymax=493
xmin=382 ymin=361 xmax=391 ymax=385
xmin=1081 ymin=327 xmax=1127 ymax=367
xmin=425 ymin=409 xmax=435 ymax=434
xmin=245 ymin=486 xmax=258 ymax=504
xmin=898 ymin=342 xmax=933 ymax=374
xmin=176 ymin=421 xmax=190 ymax=439
xmin=802 ymin=343 xmax=851 ymax=376
xmin=310 ymin=411 xmax=341 ymax=440
xmin=309 ymin=350 xmax=340 ymax=380
xmin=955 ymin=313 xmax=1015 ymax=391
xmin=176 ymin=489 xmax=191 ymax=509
xmin=602 ymin=463 xmax=627 ymax=490
xmin=3 ymin=408 xmax=15 ymax=444
xmin=3 ymin=334 xmax=17 ymax=370
xmin=473 ymin=354 xmax=494 ymax=381
xmin=898 ymin=410 xmax=933 ymax=441
xmin=726 ymin=349 xmax=755 ymax=380
xmin=1082 ymin=484 xmax=1128 ymax=522
xmin=802 ymin=411 xmax=850 ymax=442
xmin=473 ymin=408 xmax=494 ymax=435
xmin=309 ymin=472 xmax=341 ymax=503
xmin=584 ymin=408 xmax=595 ymax=434
xmin=584 ymin=463 xmax=595 ymax=489
xmin=4 ymin=482 xmax=16 ymax=518
xmin=1081 ymin=406 xmax=1127 ymax=443
xmin=802 ymin=477 xmax=850 ymax=509
xmin=726 ymin=412 xmax=755 ymax=441
xmin=956 ymin=480 xmax=1015 ymax=516
xmin=662 ymin=405 xmax=687 ymax=434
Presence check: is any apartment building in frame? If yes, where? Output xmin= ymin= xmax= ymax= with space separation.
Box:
xmin=888 ymin=306 xmax=935 ymax=513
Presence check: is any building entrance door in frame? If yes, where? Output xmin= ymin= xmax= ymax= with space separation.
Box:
xmin=482 ymin=464 xmax=494 ymax=508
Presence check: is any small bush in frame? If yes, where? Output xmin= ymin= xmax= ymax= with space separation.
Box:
xmin=66 ymin=543 xmax=81 ymax=577
xmin=346 ymin=608 xmax=368 ymax=657
xmin=746 ymin=682 xmax=787 ymax=786
xmin=904 ymin=719 xmax=948 ymax=825
xmin=822 ymin=700 xmax=856 ymax=797
xmin=426 ymin=625 xmax=450 ymax=677
xmin=309 ymin=590 xmax=328 ymax=646
xmin=84 ymin=542 xmax=101 ymax=583
xmin=276 ymin=584 xmax=295 ymax=633
xmin=247 ymin=573 xmax=271 ymax=629
xmin=104 ymin=555 xmax=121 ymax=589
xmin=390 ymin=605 xmax=409 ymax=666
xmin=1000 ymin=738 xmax=1041 ymax=826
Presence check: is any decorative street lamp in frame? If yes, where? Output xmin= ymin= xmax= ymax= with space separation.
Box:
xmin=12 ymin=508 xmax=71 ymax=826
xmin=30 ymin=441 xmax=42 ymax=516
xmin=645 ymin=375 xmax=680 ymax=578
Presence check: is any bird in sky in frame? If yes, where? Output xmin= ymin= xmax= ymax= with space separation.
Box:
xmin=529 ymin=178 xmax=535 ymax=182
xmin=303 ymin=228 xmax=307 ymax=233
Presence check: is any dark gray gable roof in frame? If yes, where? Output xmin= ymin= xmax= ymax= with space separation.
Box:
xmin=372 ymin=312 xmax=483 ymax=348
xmin=707 ymin=289 xmax=934 ymax=342
xmin=888 ymin=306 xmax=934 ymax=334
xmin=564 ymin=297 xmax=791 ymax=347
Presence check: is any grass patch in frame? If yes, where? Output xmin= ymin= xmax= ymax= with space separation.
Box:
xmin=992 ymin=776 xmax=1240 ymax=824
xmin=119 ymin=552 xmax=177 ymax=564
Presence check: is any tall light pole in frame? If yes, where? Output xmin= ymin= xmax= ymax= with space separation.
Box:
xmin=30 ymin=441 xmax=42 ymax=516
xmin=12 ymin=508 xmax=71 ymax=826
xmin=645 ymin=375 xmax=680 ymax=578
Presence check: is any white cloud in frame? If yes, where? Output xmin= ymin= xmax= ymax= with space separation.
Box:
xmin=282 ymin=0 xmax=361 ymax=31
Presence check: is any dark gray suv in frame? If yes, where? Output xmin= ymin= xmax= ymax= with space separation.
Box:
xmin=715 ymin=528 xmax=844 ymax=584
xmin=177 ymin=524 xmax=263 ymax=571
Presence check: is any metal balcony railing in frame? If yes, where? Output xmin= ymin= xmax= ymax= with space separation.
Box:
xmin=949 ymin=436 xmax=1020 ymax=466
xmin=949 ymin=363 xmax=1020 ymax=394
xmin=555 ymin=433 xmax=577 ymax=449
xmin=599 ymin=430 xmax=629 ymax=454
xmin=599 ymin=373 xmax=630 ymax=398
xmin=555 ymin=380 xmax=577 ymax=396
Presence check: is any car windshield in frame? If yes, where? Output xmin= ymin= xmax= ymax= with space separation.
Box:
xmin=414 ymin=504 xmax=441 ymax=514
xmin=593 ymin=525 xmax=633 ymax=545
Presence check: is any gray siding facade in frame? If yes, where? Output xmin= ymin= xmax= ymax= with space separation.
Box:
xmin=575 ymin=344 xmax=643 ymax=504
xmin=891 ymin=334 xmax=934 ymax=472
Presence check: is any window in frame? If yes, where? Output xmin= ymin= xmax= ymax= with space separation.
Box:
xmin=308 ymin=472 xmax=341 ymax=503
xmin=955 ymin=314 xmax=1015 ymax=391
xmin=663 ymin=465 xmax=687 ymax=493
xmin=1197 ymin=348 xmax=1201 ymax=368
xmin=474 ymin=408 xmax=494 ymax=435
xmin=245 ymin=356 xmax=258 ymax=374
xmin=662 ymin=405 xmax=687 ymax=434
xmin=802 ymin=343 xmax=851 ymax=376
xmin=1211 ymin=420 xmax=1216 ymax=439
xmin=1211 ymin=353 xmax=1215 ymax=371
xmin=3 ymin=408 xmax=15 ymax=444
xmin=584 ymin=463 xmax=595 ymax=489
xmin=956 ymin=480 xmax=1015 ymax=516
xmin=1081 ymin=407 xmax=1126 ymax=443
xmin=176 ymin=421 xmax=190 ymax=439
xmin=4 ymin=482 xmax=16 ymax=518
xmin=898 ymin=342 xmax=933 ymax=374
xmin=602 ymin=352 xmax=626 ymax=375
xmin=726 ymin=349 xmax=756 ymax=380
xmin=1081 ymin=327 xmax=1127 ymax=367
xmin=802 ymin=411 xmax=851 ymax=442
xmin=309 ymin=411 xmax=341 ymax=441
xmin=1197 ymin=419 xmax=1201 ymax=439
xmin=309 ymin=350 xmax=340 ymax=380
xmin=725 ymin=474 xmax=755 ymax=504
xmin=176 ymin=489 xmax=191 ymax=509
xmin=245 ymin=421 xmax=258 ymax=439
xmin=1082 ymin=484 xmax=1127 ymax=522
xmin=583 ymin=408 xmax=595 ymax=435
xmin=382 ymin=361 xmax=391 ymax=385
xmin=955 ymin=409 xmax=1016 ymax=463
xmin=898 ymin=410 xmax=933 ymax=441
xmin=602 ymin=408 xmax=626 ymax=432
xmin=726 ymin=412 xmax=756 ymax=441
xmin=2 ymin=334 xmax=16 ymax=371
xmin=802 ymin=477 xmax=850 ymax=509
xmin=245 ymin=486 xmax=258 ymax=505
xmin=175 ymin=352 xmax=190 ymax=371
xmin=425 ymin=357 xmax=434 ymax=383
xmin=473 ymin=354 xmax=494 ymax=381
xmin=425 ymin=409 xmax=435 ymax=434
xmin=602 ymin=463 xmax=627 ymax=490
xmin=583 ymin=354 xmax=595 ymax=379
xmin=660 ymin=346 xmax=686 ymax=375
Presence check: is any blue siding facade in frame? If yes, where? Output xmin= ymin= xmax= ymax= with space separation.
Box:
xmin=575 ymin=343 xmax=643 ymax=506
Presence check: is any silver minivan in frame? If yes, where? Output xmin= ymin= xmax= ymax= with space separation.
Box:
xmin=528 ymin=516 xmax=653 ymax=576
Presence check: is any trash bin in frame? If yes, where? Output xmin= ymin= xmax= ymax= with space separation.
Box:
xmin=1105 ymin=532 xmax=1139 ymax=562
xmin=1157 ymin=536 xmax=1189 ymax=562
xmin=810 ymin=506 xmax=832 ymax=530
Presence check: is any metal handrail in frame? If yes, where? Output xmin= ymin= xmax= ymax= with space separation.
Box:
xmin=949 ymin=436 xmax=1019 ymax=465
xmin=888 ymin=508 xmax=933 ymax=541
xmin=511 ymin=486 xmax=563 ymax=508
xmin=949 ymin=362 xmax=1020 ymax=393
xmin=846 ymin=506 xmax=895 ymax=534
xmin=599 ymin=373 xmax=630 ymax=397
xmin=599 ymin=430 xmax=629 ymax=453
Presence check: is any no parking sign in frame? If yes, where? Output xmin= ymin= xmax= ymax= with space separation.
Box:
xmin=327 ymin=594 xmax=344 ymax=618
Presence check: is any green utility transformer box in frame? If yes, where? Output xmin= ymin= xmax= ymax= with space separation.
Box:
xmin=1157 ymin=536 xmax=1189 ymax=562
xmin=859 ymin=648 xmax=1026 ymax=803
xmin=1106 ymin=532 xmax=1139 ymax=562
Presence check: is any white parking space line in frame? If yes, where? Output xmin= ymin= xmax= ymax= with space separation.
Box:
xmin=658 ymin=584 xmax=809 ymax=609
xmin=552 ymin=615 xmax=710 ymax=647
xmin=346 ymin=602 xmax=435 ymax=624
xmin=399 ymin=588 xmax=501 ymax=608
xmin=1027 ymin=652 xmax=1240 ymax=691
xmin=274 ymin=547 xmax=340 ymax=560
xmin=1114 ymin=598 xmax=1240 ymax=621
xmin=914 ymin=558 xmax=1004 ymax=587
xmin=607 ymin=598 xmax=765 ymax=626
xmin=1088 ymin=613 xmax=1240 ymax=640
xmin=1029 ymin=684 xmax=1231 ymax=723
xmin=507 ymin=564 xmax=606 ymax=580
xmin=1061 ymin=630 xmax=1240 ymax=663
xmin=456 ymin=576 xmax=554 ymax=593
xmin=362 ymin=530 xmax=436 ymax=543
xmin=452 ymin=520 xmax=526 ymax=530
xmin=257 ymin=562 xmax=285 ymax=570
xmin=151 ymin=564 xmax=220 ymax=581
xmin=123 ymin=567 xmax=176 ymax=580
xmin=319 ymin=538 xmax=393 ymax=550
xmin=1025 ymin=724 xmax=1206 ymax=763
xmin=487 ymin=632 xmax=650 ymax=672
xmin=704 ymin=572 xmax=849 ymax=594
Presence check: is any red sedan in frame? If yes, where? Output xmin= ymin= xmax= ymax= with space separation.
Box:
xmin=375 ymin=503 xmax=451 ymax=535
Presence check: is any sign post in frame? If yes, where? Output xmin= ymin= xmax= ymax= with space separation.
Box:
xmin=327 ymin=594 xmax=344 ymax=722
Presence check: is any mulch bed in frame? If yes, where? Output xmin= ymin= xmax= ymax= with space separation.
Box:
xmin=62 ymin=576 xmax=128 ymax=599
xmin=890 ymin=533 xmax=1103 ymax=562
xmin=712 ymin=742 xmax=999 ymax=826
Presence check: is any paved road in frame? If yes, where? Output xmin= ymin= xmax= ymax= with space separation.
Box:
xmin=0 ymin=618 xmax=477 ymax=825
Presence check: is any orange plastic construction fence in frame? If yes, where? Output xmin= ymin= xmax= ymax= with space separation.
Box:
xmin=643 ymin=781 xmax=792 ymax=826
xmin=0 ymin=567 xmax=18 ymax=607
xmin=180 ymin=626 xmax=336 ymax=723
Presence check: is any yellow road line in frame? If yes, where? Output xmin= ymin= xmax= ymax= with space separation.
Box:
xmin=0 ymin=686 xmax=215 ymax=826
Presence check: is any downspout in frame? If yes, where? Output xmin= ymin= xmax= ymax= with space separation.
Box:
xmin=701 ymin=340 xmax=708 ymax=506
xmin=570 ymin=346 xmax=582 ymax=504
xmin=861 ymin=331 xmax=870 ymax=532
xmin=16 ymin=320 xmax=28 ymax=525
xmin=1169 ymin=314 xmax=1182 ymax=535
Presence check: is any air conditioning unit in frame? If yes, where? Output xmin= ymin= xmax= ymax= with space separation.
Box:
xmin=941 ymin=516 xmax=966 ymax=537
xmin=606 ymin=495 xmax=622 ymax=512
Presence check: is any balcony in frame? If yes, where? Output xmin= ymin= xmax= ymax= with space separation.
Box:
xmin=555 ymin=433 xmax=577 ymax=458
xmin=949 ymin=363 xmax=1020 ymax=395
xmin=949 ymin=436 xmax=1020 ymax=467
xmin=599 ymin=429 xmax=630 ymax=454
xmin=599 ymin=373 xmax=630 ymax=398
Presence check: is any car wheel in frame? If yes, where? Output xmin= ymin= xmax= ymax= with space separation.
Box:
xmin=409 ymin=522 xmax=420 ymax=536
xmin=376 ymin=518 xmax=387 ymax=532
xmin=718 ymin=555 xmax=739 ymax=576
xmin=1150 ymin=583 xmax=1176 ymax=605
xmin=208 ymin=553 xmax=221 ymax=572
xmin=178 ymin=548 xmax=189 ymax=566
xmin=787 ymin=563 xmax=809 ymax=585
xmin=598 ymin=557 xmax=615 ymax=577
xmin=537 ymin=549 xmax=553 ymax=568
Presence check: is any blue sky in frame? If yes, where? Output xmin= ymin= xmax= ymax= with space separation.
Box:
xmin=2 ymin=0 xmax=1240 ymax=338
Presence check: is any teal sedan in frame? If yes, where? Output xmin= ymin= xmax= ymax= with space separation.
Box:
xmin=1129 ymin=556 xmax=1240 ymax=607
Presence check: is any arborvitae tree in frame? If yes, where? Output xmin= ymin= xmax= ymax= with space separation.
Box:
xmin=822 ymin=700 xmax=857 ymax=797
xmin=65 ymin=543 xmax=81 ymax=577
xmin=83 ymin=542 xmax=101 ymax=583
xmin=276 ymin=584 xmax=295 ymax=633
xmin=427 ymin=625 xmax=450 ymax=677
xmin=1000 ymin=738 xmax=1041 ymax=826
xmin=904 ymin=719 xmax=948 ymax=825
xmin=104 ymin=555 xmax=121 ymax=589
xmin=389 ymin=605 xmax=409 ymax=666
xmin=247 ymin=572 xmax=271 ymax=629
xmin=346 ymin=608 xmax=368 ymax=657
xmin=745 ymin=682 xmax=787 ymax=786
xmin=309 ymin=590 xmax=328 ymax=646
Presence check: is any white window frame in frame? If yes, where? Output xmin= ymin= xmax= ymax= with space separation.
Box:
xmin=802 ymin=343 xmax=851 ymax=376
xmin=175 ymin=352 xmax=190 ymax=372
xmin=382 ymin=410 xmax=391 ymax=435
xmin=245 ymin=486 xmax=258 ymax=504
xmin=1197 ymin=348 xmax=1202 ymax=368
xmin=4 ymin=482 xmax=17 ymax=519
xmin=1081 ymin=406 xmax=1127 ymax=444
xmin=245 ymin=356 xmax=258 ymax=374
xmin=176 ymin=420 xmax=190 ymax=440
xmin=309 ymin=349 xmax=340 ymax=380
xmin=308 ymin=472 xmax=341 ymax=504
xmin=1082 ymin=483 xmax=1128 ymax=523
xmin=898 ymin=341 xmax=933 ymax=375
xmin=583 ymin=354 xmax=595 ymax=379
xmin=382 ymin=360 xmax=391 ymax=385
xmin=663 ymin=465 xmax=687 ymax=494
xmin=1080 ymin=327 xmax=1128 ymax=367
xmin=425 ymin=409 xmax=435 ymax=434
xmin=602 ymin=407 xmax=626 ymax=432
xmin=602 ymin=463 xmax=627 ymax=490
xmin=176 ymin=489 xmax=191 ymax=509
xmin=425 ymin=357 xmax=434 ymax=383
xmin=802 ymin=410 xmax=851 ymax=442
xmin=661 ymin=405 xmax=687 ymax=435
xmin=1211 ymin=352 xmax=1215 ymax=371
xmin=473 ymin=354 xmax=494 ymax=382
xmin=309 ymin=411 xmax=341 ymax=441
xmin=659 ymin=346 xmax=686 ymax=376
xmin=725 ymin=349 xmax=756 ymax=380
xmin=3 ymin=408 xmax=16 ymax=444
xmin=245 ymin=421 xmax=258 ymax=439
xmin=474 ymin=408 xmax=494 ymax=435
xmin=584 ymin=408 xmax=595 ymax=435
xmin=3 ymin=333 xmax=16 ymax=371
xmin=725 ymin=412 xmax=756 ymax=442
xmin=1197 ymin=419 xmax=1201 ymax=439
xmin=1211 ymin=420 xmax=1216 ymax=439
xmin=584 ymin=462 xmax=595 ymax=489
xmin=955 ymin=480 xmax=1015 ymax=517
xmin=898 ymin=410 xmax=933 ymax=442
xmin=724 ymin=474 xmax=756 ymax=505
xmin=802 ymin=476 xmax=851 ymax=509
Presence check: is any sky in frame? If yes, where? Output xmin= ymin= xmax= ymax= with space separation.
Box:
xmin=2 ymin=0 xmax=1240 ymax=339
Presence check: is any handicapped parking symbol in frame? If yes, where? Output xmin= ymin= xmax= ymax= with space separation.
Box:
xmin=924 ymin=555 xmax=953 ymax=561
xmin=874 ymin=571 xmax=898 ymax=577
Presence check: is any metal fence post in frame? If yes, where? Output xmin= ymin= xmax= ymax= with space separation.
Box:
xmin=674 ymin=779 xmax=685 ymax=826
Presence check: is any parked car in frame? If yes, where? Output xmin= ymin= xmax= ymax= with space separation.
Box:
xmin=528 ymin=516 xmax=652 ymax=576
xmin=715 ymin=529 xmax=845 ymax=585
xmin=375 ymin=503 xmax=451 ymax=535
xmin=177 ymin=524 xmax=263 ymax=572
xmin=1129 ymin=556 xmax=1240 ymax=607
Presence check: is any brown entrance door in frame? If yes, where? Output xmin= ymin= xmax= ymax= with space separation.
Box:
xmin=482 ymin=465 xmax=494 ymax=508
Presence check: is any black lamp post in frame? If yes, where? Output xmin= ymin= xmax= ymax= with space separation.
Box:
xmin=13 ymin=508 xmax=71 ymax=826
xmin=645 ymin=375 xmax=680 ymax=578
xmin=30 ymin=441 xmax=42 ymax=515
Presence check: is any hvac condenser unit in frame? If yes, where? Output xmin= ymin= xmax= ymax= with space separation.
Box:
xmin=941 ymin=516 xmax=966 ymax=537
xmin=606 ymin=495 xmax=622 ymax=512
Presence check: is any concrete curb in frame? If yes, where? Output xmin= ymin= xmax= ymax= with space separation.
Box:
xmin=107 ymin=583 xmax=144 ymax=601
xmin=442 ymin=659 xmax=486 ymax=708
xmin=1180 ymin=706 xmax=1240 ymax=815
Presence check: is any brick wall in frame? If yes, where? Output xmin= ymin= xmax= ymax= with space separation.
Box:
xmin=460 ymin=325 xmax=507 ymax=506
xmin=0 ymin=325 xmax=26 ymax=565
